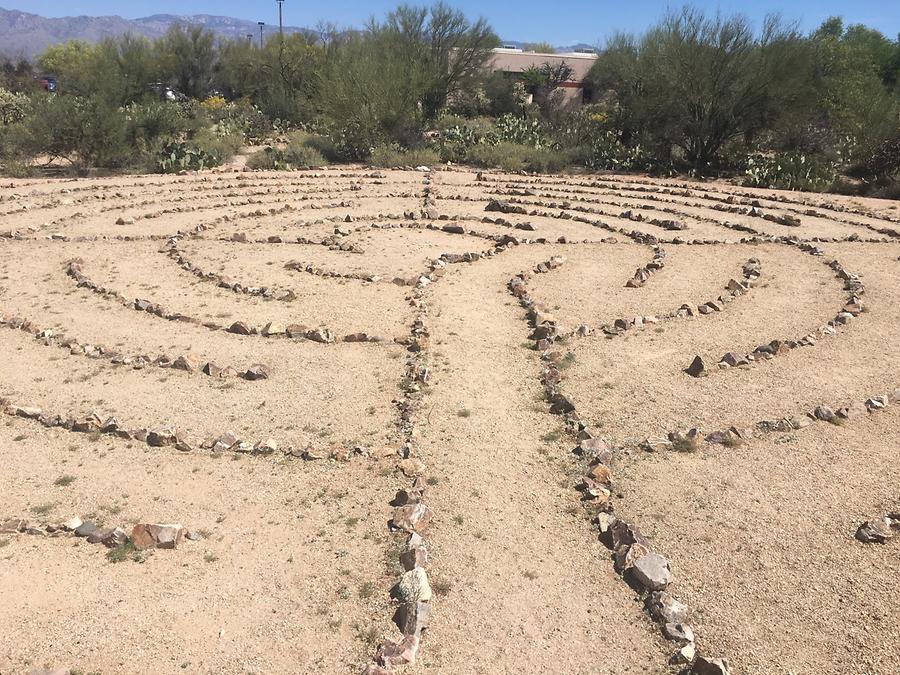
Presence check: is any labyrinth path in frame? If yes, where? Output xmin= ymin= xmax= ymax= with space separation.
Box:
xmin=0 ymin=168 xmax=899 ymax=675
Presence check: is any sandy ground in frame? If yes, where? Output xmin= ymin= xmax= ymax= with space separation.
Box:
xmin=0 ymin=166 xmax=898 ymax=674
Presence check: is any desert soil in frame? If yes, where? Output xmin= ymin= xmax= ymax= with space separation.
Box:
xmin=0 ymin=166 xmax=898 ymax=675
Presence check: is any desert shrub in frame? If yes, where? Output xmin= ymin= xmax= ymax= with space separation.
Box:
xmin=205 ymin=99 xmax=272 ymax=143
xmin=326 ymin=120 xmax=383 ymax=162
xmin=466 ymin=141 xmax=572 ymax=173
xmin=155 ymin=128 xmax=240 ymax=173
xmin=194 ymin=127 xmax=242 ymax=160
xmin=466 ymin=141 xmax=528 ymax=171
xmin=123 ymin=101 xmax=187 ymax=153
xmin=302 ymin=133 xmax=341 ymax=162
xmin=156 ymin=141 xmax=222 ymax=172
xmin=433 ymin=124 xmax=481 ymax=162
xmin=246 ymin=136 xmax=328 ymax=170
xmin=489 ymin=114 xmax=550 ymax=148
xmin=483 ymin=73 xmax=528 ymax=116
xmin=848 ymin=135 xmax=900 ymax=180
xmin=368 ymin=144 xmax=440 ymax=168
xmin=0 ymin=88 xmax=29 ymax=125
xmin=744 ymin=152 xmax=838 ymax=191
xmin=554 ymin=108 xmax=648 ymax=171
xmin=22 ymin=94 xmax=130 ymax=169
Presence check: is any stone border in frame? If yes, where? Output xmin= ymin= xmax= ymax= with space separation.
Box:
xmin=64 ymin=258 xmax=389 ymax=345
xmin=487 ymin=174 xmax=900 ymax=239
xmin=0 ymin=312 xmax=264 ymax=382
xmin=0 ymin=517 xmax=197 ymax=556
xmin=508 ymin=255 xmax=710 ymax=670
xmin=0 ymin=395 xmax=401 ymax=462
xmin=685 ymin=248 xmax=865 ymax=377
xmin=546 ymin=256 xmax=761 ymax=344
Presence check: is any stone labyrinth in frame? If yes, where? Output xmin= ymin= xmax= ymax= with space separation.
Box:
xmin=1 ymin=168 xmax=899 ymax=674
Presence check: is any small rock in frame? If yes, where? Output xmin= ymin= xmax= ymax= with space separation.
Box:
xmin=147 ymin=426 xmax=177 ymax=447
xmin=685 ymin=355 xmax=706 ymax=378
xmin=172 ymin=354 xmax=200 ymax=372
xmin=376 ymin=635 xmax=419 ymax=667
xmin=394 ymin=600 xmax=431 ymax=637
xmin=663 ymin=622 xmax=694 ymax=644
xmin=101 ymin=527 xmax=128 ymax=548
xmin=814 ymin=405 xmax=836 ymax=422
xmin=692 ymin=656 xmax=730 ymax=675
xmin=227 ymin=321 xmax=252 ymax=335
xmin=73 ymin=522 xmax=98 ymax=538
xmin=130 ymin=523 xmax=185 ymax=550
xmin=856 ymin=519 xmax=893 ymax=544
xmin=648 ymin=591 xmax=690 ymax=624
xmin=632 ymin=552 xmax=673 ymax=590
xmin=391 ymin=503 xmax=434 ymax=534
xmin=397 ymin=567 xmax=432 ymax=602
xmin=673 ymin=643 xmax=696 ymax=664
xmin=244 ymin=363 xmax=271 ymax=380
xmin=62 ymin=516 xmax=83 ymax=531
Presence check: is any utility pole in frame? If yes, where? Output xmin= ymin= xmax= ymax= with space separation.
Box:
xmin=277 ymin=0 xmax=285 ymax=36
xmin=258 ymin=22 xmax=265 ymax=48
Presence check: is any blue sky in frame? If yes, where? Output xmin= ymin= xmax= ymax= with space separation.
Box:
xmin=5 ymin=1 xmax=900 ymax=45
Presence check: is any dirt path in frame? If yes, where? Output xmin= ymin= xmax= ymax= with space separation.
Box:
xmin=417 ymin=246 xmax=668 ymax=674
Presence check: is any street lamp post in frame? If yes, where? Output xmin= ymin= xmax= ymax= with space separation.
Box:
xmin=277 ymin=0 xmax=285 ymax=36
xmin=247 ymin=34 xmax=253 ymax=45
xmin=258 ymin=22 xmax=265 ymax=48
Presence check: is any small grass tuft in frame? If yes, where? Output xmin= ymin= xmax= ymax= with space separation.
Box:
xmin=54 ymin=474 xmax=76 ymax=487
xmin=456 ymin=408 xmax=472 ymax=418
xmin=31 ymin=502 xmax=55 ymax=516
xmin=106 ymin=540 xmax=137 ymax=563
xmin=358 ymin=581 xmax=376 ymax=599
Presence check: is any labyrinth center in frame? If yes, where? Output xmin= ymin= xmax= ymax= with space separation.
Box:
xmin=0 ymin=168 xmax=899 ymax=675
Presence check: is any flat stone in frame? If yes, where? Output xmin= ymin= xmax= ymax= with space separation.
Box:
xmin=674 ymin=643 xmax=696 ymax=665
xmin=62 ymin=517 xmax=83 ymax=531
xmin=394 ymin=600 xmax=431 ymax=637
xmin=814 ymin=406 xmax=836 ymax=422
xmin=692 ymin=656 xmax=730 ymax=675
xmin=648 ymin=591 xmax=690 ymax=624
xmin=212 ymin=431 xmax=239 ymax=452
xmin=399 ymin=546 xmax=428 ymax=571
xmin=663 ymin=622 xmax=694 ymax=644
xmin=147 ymin=426 xmax=177 ymax=447
xmin=130 ymin=523 xmax=185 ymax=550
xmin=632 ymin=552 xmax=673 ymax=590
xmin=73 ymin=522 xmax=98 ymax=538
xmin=549 ymin=393 xmax=576 ymax=415
xmin=261 ymin=322 xmax=285 ymax=336
xmin=376 ymin=635 xmax=419 ymax=668
xmin=391 ymin=503 xmax=434 ymax=534
xmin=720 ymin=352 xmax=748 ymax=367
xmin=587 ymin=463 xmax=612 ymax=484
xmin=202 ymin=362 xmax=223 ymax=377
xmin=856 ymin=519 xmax=893 ymax=544
xmin=244 ymin=363 xmax=271 ymax=380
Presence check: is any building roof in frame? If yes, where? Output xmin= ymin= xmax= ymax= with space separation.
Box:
xmin=488 ymin=48 xmax=598 ymax=82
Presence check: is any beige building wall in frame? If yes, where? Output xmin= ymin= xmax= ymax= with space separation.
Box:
xmin=487 ymin=48 xmax=598 ymax=109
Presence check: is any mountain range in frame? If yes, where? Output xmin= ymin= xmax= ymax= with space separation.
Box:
xmin=0 ymin=7 xmax=594 ymax=61
xmin=0 ymin=7 xmax=309 ymax=59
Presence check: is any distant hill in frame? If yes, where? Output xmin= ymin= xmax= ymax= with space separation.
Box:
xmin=0 ymin=7 xmax=593 ymax=61
xmin=0 ymin=7 xmax=310 ymax=59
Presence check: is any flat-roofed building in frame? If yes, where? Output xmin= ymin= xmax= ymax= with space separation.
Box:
xmin=487 ymin=47 xmax=598 ymax=109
